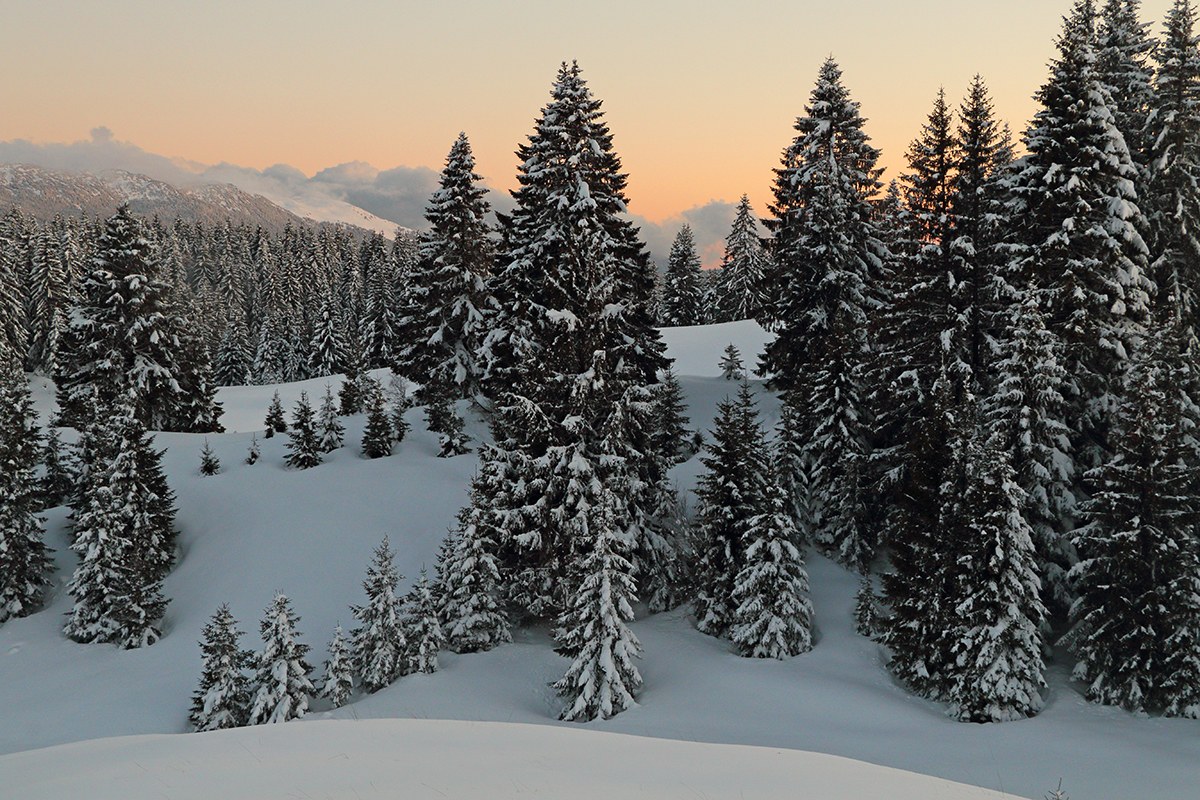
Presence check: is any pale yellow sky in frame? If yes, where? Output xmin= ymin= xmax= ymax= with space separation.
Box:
xmin=0 ymin=0 xmax=1177 ymax=222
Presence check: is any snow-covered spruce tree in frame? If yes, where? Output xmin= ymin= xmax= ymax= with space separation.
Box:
xmin=660 ymin=225 xmax=706 ymax=327
xmin=199 ymin=439 xmax=220 ymax=476
xmin=39 ymin=424 xmax=74 ymax=511
xmin=719 ymin=343 xmax=745 ymax=381
xmin=875 ymin=367 xmax=962 ymax=699
xmin=338 ymin=336 xmax=367 ymax=415
xmin=480 ymin=61 xmax=669 ymax=621
xmin=283 ymin=391 xmax=322 ymax=470
xmin=758 ymin=58 xmax=886 ymax=571
xmin=1097 ymin=0 xmax=1156 ymax=180
xmin=1004 ymin=0 xmax=1152 ymax=475
xmin=63 ymin=392 xmax=175 ymax=648
xmin=425 ymin=394 xmax=470 ymax=457
xmin=263 ymin=391 xmax=286 ymax=438
xmin=351 ymin=537 xmax=407 ymax=692
xmin=308 ymin=293 xmax=346 ymax=379
xmin=0 ymin=355 xmax=53 ymax=623
xmin=55 ymin=205 xmax=218 ymax=432
xmin=361 ymin=380 xmax=394 ymax=459
xmin=773 ymin=393 xmax=812 ymax=533
xmin=728 ymin=464 xmax=813 ymax=659
xmin=189 ymin=603 xmax=252 ymax=732
xmin=24 ymin=222 xmax=73 ymax=376
xmin=553 ymin=485 xmax=642 ymax=722
xmin=214 ymin=310 xmax=251 ymax=387
xmin=946 ymin=412 xmax=1047 ymax=723
xmin=402 ymin=568 xmax=444 ymax=674
xmin=248 ymin=593 xmax=315 ymax=724
xmin=984 ymin=298 xmax=1077 ymax=614
xmin=320 ymin=624 xmax=354 ymax=709
xmin=437 ymin=492 xmax=512 ymax=653
xmin=711 ymin=195 xmax=769 ymax=324
xmin=1061 ymin=334 xmax=1200 ymax=716
xmin=653 ymin=365 xmax=691 ymax=466
xmin=396 ymin=132 xmax=496 ymax=407
xmin=693 ymin=381 xmax=766 ymax=636
xmin=317 ymin=385 xmax=345 ymax=454
xmin=1146 ymin=0 xmax=1200 ymax=337
xmin=359 ymin=233 xmax=403 ymax=370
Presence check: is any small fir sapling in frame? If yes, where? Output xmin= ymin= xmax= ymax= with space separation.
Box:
xmin=199 ymin=439 xmax=220 ymax=476
xmin=719 ymin=343 xmax=745 ymax=380
xmin=853 ymin=576 xmax=882 ymax=637
xmin=425 ymin=393 xmax=471 ymax=457
xmin=320 ymin=623 xmax=354 ymax=709
xmin=283 ymin=392 xmax=323 ymax=470
xmin=317 ymin=384 xmax=345 ymax=453
xmin=263 ymin=391 xmax=287 ymax=438
xmin=189 ymin=603 xmax=252 ymax=731
xmin=386 ymin=374 xmax=413 ymax=444
xmin=361 ymin=380 xmax=394 ymax=459
xmin=402 ymin=567 xmax=444 ymax=674
xmin=245 ymin=434 xmax=260 ymax=465
xmin=247 ymin=593 xmax=314 ymax=724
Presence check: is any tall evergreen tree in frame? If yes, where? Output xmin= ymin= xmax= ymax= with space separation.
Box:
xmin=1097 ymin=0 xmax=1156 ymax=178
xmin=0 ymin=356 xmax=53 ymax=623
xmin=248 ymin=593 xmax=315 ymax=724
xmin=1005 ymin=0 xmax=1153 ymax=474
xmin=351 ymin=537 xmax=407 ymax=692
xmin=397 ymin=132 xmax=496 ymax=406
xmin=360 ymin=379 xmax=394 ymax=459
xmin=1146 ymin=0 xmax=1200 ymax=337
xmin=711 ymin=196 xmax=769 ymax=323
xmin=1062 ymin=335 xmax=1200 ymax=716
xmin=660 ymin=225 xmax=705 ymax=327
xmin=759 ymin=58 xmax=886 ymax=570
xmin=190 ymin=603 xmax=252 ymax=731
xmin=480 ymin=62 xmax=668 ymax=622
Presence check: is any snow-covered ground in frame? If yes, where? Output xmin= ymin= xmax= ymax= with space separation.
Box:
xmin=2 ymin=320 xmax=1196 ymax=800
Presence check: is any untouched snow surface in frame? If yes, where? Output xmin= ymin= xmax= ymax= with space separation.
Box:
xmin=0 ymin=719 xmax=1028 ymax=800
xmin=3 ymin=320 xmax=1197 ymax=800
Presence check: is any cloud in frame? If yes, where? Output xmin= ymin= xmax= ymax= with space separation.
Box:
xmin=0 ymin=128 xmax=197 ymax=186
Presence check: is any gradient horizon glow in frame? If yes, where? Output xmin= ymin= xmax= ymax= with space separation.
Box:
xmin=1 ymin=0 xmax=1176 ymax=223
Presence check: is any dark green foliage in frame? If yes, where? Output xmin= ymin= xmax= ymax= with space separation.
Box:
xmin=263 ymin=391 xmax=287 ymax=438
xmin=0 ymin=359 xmax=53 ymax=623
xmin=283 ymin=392 xmax=322 ymax=470
xmin=361 ymin=380 xmax=394 ymax=459
xmin=661 ymin=225 xmax=705 ymax=326
xmin=1062 ymin=335 xmax=1200 ymax=717
xmin=199 ymin=439 xmax=220 ymax=476
xmin=190 ymin=603 xmax=252 ymax=731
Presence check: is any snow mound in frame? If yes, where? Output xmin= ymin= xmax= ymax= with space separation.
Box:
xmin=0 ymin=718 xmax=1029 ymax=800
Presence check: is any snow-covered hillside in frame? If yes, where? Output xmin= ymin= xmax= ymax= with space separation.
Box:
xmin=0 ymin=719 xmax=1029 ymax=800
xmin=2 ymin=321 xmax=1195 ymax=800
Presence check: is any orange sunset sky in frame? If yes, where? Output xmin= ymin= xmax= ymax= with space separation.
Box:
xmin=0 ymin=0 xmax=1178 ymax=228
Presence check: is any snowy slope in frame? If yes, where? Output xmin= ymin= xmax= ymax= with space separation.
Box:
xmin=0 ymin=719 xmax=1028 ymax=800
xmin=3 ymin=321 xmax=1197 ymax=800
